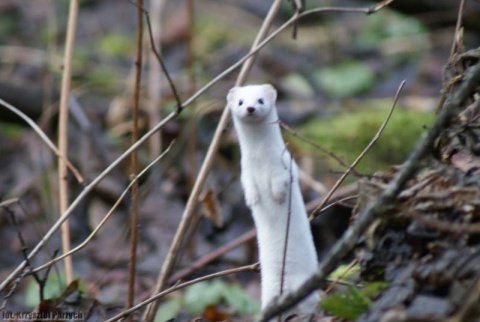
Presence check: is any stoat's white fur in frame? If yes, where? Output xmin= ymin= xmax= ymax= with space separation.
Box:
xmin=227 ymin=84 xmax=319 ymax=316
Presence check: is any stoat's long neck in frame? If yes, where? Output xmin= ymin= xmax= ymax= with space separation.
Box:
xmin=233 ymin=109 xmax=285 ymax=158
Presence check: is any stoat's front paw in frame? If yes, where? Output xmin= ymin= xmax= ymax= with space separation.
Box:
xmin=245 ymin=190 xmax=260 ymax=207
xmin=271 ymin=180 xmax=288 ymax=204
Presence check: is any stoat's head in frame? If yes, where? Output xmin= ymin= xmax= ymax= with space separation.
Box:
xmin=227 ymin=84 xmax=277 ymax=123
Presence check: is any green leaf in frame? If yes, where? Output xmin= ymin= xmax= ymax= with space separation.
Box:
xmin=183 ymin=280 xmax=225 ymax=314
xmin=313 ymin=61 xmax=375 ymax=97
xmin=329 ymin=263 xmax=360 ymax=280
xmin=223 ymin=283 xmax=260 ymax=315
xmin=320 ymin=285 xmax=372 ymax=320
xmin=362 ymin=281 xmax=389 ymax=297
xmin=155 ymin=297 xmax=182 ymax=322
xmin=24 ymin=273 xmax=66 ymax=308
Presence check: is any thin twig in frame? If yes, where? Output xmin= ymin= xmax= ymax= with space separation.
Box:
xmin=105 ymin=263 xmax=259 ymax=322
xmin=142 ymin=5 xmax=182 ymax=112
xmin=309 ymin=80 xmax=406 ymax=221
xmin=449 ymin=0 xmax=466 ymax=58
xmin=366 ymin=0 xmax=397 ymax=13
xmin=278 ymin=155 xmax=295 ymax=322
xmin=315 ymin=195 xmax=358 ymax=215
xmin=184 ymin=0 xmax=199 ymax=262
xmin=147 ymin=0 xmax=165 ymax=160
xmin=0 ymin=267 xmax=28 ymax=312
xmin=435 ymin=0 xmax=466 ymax=114
xmin=168 ymin=229 xmax=257 ymax=283
xmin=126 ymin=0 xmax=143 ymax=318
xmin=57 ymin=0 xmax=79 ymax=285
xmin=404 ymin=212 xmax=480 ymax=234
xmin=324 ymin=260 xmax=357 ymax=294
xmin=280 ymin=122 xmax=353 ymax=171
xmin=0 ymin=99 xmax=84 ymax=184
xmin=30 ymin=142 xmax=174 ymax=274
xmin=256 ymin=58 xmax=480 ymax=322
xmin=305 ymin=183 xmax=358 ymax=213
xmin=1 ymin=204 xmax=59 ymax=304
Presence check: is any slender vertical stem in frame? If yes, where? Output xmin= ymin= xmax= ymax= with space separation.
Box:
xmin=186 ymin=0 xmax=197 ymax=191
xmin=57 ymin=0 xmax=79 ymax=285
xmin=185 ymin=0 xmax=198 ymax=260
xmin=126 ymin=0 xmax=143 ymax=320
xmin=147 ymin=0 xmax=164 ymax=159
xmin=278 ymin=155 xmax=294 ymax=322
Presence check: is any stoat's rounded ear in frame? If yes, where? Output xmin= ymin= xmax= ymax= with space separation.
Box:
xmin=227 ymin=87 xmax=238 ymax=102
xmin=262 ymin=84 xmax=277 ymax=102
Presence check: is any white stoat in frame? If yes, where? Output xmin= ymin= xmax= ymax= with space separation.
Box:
xmin=227 ymin=84 xmax=319 ymax=316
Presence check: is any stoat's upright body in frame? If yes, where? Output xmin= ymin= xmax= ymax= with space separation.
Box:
xmin=227 ymin=84 xmax=319 ymax=316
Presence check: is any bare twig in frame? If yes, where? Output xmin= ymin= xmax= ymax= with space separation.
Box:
xmin=366 ymin=0 xmax=397 ymax=13
xmin=147 ymin=0 xmax=165 ymax=159
xmin=404 ymin=212 xmax=480 ymax=234
xmin=184 ymin=0 xmax=199 ymax=262
xmin=168 ymin=229 xmax=257 ymax=283
xmin=308 ymin=80 xmax=406 ymax=221
xmin=126 ymin=0 xmax=144 ymax=318
xmin=0 ymin=267 xmax=28 ymax=312
xmin=105 ymin=263 xmax=259 ymax=322
xmin=0 ymin=99 xmax=84 ymax=184
xmin=30 ymin=142 xmax=174 ymax=274
xmin=449 ymin=0 xmax=466 ymax=58
xmin=186 ymin=0 xmax=198 ymax=192
xmin=256 ymin=59 xmax=480 ymax=322
xmin=280 ymin=122 xmax=353 ymax=171
xmin=315 ymin=195 xmax=358 ymax=215
xmin=324 ymin=259 xmax=357 ymax=294
xmin=278 ymin=155 xmax=295 ymax=322
xmin=435 ymin=0 xmax=466 ymax=114
xmin=57 ymin=0 xmax=79 ymax=285
xmin=305 ymin=183 xmax=358 ymax=213
xmin=141 ymin=6 xmax=182 ymax=112
xmin=1 ymin=204 xmax=58 ymax=305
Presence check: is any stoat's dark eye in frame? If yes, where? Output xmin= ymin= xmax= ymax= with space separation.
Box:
xmin=258 ymin=98 xmax=264 ymax=104
xmin=239 ymin=99 xmax=243 ymax=106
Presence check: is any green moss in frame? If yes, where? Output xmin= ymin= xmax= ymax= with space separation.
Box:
xmin=296 ymin=100 xmax=434 ymax=173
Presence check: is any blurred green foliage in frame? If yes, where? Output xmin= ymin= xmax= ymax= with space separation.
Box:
xmin=154 ymin=280 xmax=260 ymax=321
xmin=98 ymin=34 xmax=133 ymax=58
xmin=297 ymin=101 xmax=434 ymax=173
xmin=313 ymin=61 xmax=376 ymax=97
xmin=24 ymin=274 xmax=87 ymax=308
xmin=355 ymin=9 xmax=426 ymax=49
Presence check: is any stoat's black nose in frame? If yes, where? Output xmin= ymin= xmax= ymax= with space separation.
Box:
xmin=247 ymin=107 xmax=255 ymax=114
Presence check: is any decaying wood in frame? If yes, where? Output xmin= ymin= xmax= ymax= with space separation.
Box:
xmin=354 ymin=48 xmax=480 ymax=321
